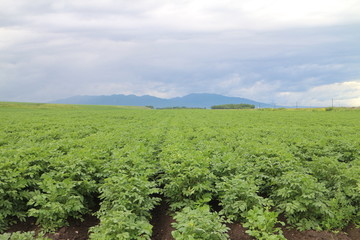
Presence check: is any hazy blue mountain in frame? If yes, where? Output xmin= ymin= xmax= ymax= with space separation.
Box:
xmin=51 ymin=93 xmax=274 ymax=108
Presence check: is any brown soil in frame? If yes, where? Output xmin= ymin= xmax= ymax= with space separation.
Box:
xmin=6 ymin=217 xmax=38 ymax=233
xmin=5 ymin=215 xmax=99 ymax=240
xmin=227 ymin=223 xmax=254 ymax=240
xmin=344 ymin=224 xmax=360 ymax=240
xmin=150 ymin=200 xmax=175 ymax=240
xmin=282 ymin=227 xmax=356 ymax=240
xmin=44 ymin=215 xmax=99 ymax=240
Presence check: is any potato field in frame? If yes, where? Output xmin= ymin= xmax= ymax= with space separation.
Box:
xmin=0 ymin=103 xmax=359 ymax=240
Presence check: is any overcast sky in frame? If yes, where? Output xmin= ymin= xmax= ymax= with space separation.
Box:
xmin=1 ymin=0 xmax=360 ymax=106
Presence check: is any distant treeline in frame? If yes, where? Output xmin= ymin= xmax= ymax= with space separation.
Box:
xmin=211 ymin=104 xmax=255 ymax=109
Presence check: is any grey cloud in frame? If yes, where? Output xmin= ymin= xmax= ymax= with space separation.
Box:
xmin=0 ymin=1 xmax=359 ymax=106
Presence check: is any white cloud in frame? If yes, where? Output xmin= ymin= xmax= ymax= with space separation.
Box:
xmin=0 ymin=0 xmax=359 ymax=104
xmin=277 ymin=81 xmax=360 ymax=107
xmin=66 ymin=81 xmax=185 ymax=99
xmin=1 ymin=0 xmax=359 ymax=32
xmin=211 ymin=73 xmax=281 ymax=103
xmin=277 ymin=64 xmax=344 ymax=75
xmin=212 ymin=73 xmax=360 ymax=107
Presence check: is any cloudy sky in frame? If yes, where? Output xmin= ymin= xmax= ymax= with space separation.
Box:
xmin=1 ymin=0 xmax=360 ymax=106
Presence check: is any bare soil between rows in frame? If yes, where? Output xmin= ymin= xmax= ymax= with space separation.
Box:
xmin=5 ymin=202 xmax=360 ymax=240
xmin=6 ymin=215 xmax=99 ymax=240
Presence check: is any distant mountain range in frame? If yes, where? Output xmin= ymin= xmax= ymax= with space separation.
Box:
xmin=51 ymin=93 xmax=274 ymax=108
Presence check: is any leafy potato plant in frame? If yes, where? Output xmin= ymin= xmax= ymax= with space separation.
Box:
xmin=271 ymin=171 xmax=332 ymax=230
xmin=243 ymin=206 xmax=285 ymax=240
xmin=90 ymin=210 xmax=152 ymax=240
xmin=216 ymin=175 xmax=267 ymax=221
xmin=172 ymin=205 xmax=229 ymax=240
xmin=0 ymin=231 xmax=50 ymax=240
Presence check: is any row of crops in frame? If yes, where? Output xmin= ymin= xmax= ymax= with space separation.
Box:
xmin=0 ymin=104 xmax=359 ymax=239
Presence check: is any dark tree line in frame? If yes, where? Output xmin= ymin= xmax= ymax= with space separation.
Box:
xmin=211 ymin=104 xmax=255 ymax=109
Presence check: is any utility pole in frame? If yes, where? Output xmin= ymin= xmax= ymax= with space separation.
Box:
xmin=332 ymin=98 xmax=334 ymax=108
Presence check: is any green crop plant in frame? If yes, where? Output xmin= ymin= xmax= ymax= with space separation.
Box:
xmin=172 ymin=205 xmax=229 ymax=240
xmin=216 ymin=175 xmax=267 ymax=221
xmin=27 ymin=175 xmax=88 ymax=231
xmin=90 ymin=210 xmax=153 ymax=240
xmin=0 ymin=231 xmax=50 ymax=240
xmin=97 ymin=174 xmax=160 ymax=218
xmin=243 ymin=206 xmax=285 ymax=240
xmin=271 ymin=171 xmax=332 ymax=230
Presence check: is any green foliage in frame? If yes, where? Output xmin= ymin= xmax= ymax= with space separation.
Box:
xmin=211 ymin=104 xmax=255 ymax=109
xmin=1 ymin=103 xmax=360 ymax=236
xmin=243 ymin=206 xmax=286 ymax=240
xmin=305 ymin=157 xmax=359 ymax=229
xmin=216 ymin=175 xmax=267 ymax=221
xmin=321 ymin=191 xmax=356 ymax=230
xmin=27 ymin=176 xmax=87 ymax=231
xmin=172 ymin=205 xmax=229 ymax=240
xmin=271 ymin=171 xmax=332 ymax=230
xmin=89 ymin=136 xmax=161 ymax=239
xmin=0 ymin=231 xmax=50 ymax=240
xmin=0 ymin=160 xmax=32 ymax=231
xmin=159 ymin=148 xmax=217 ymax=210
xmin=97 ymin=174 xmax=160 ymax=217
xmin=90 ymin=210 xmax=152 ymax=240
